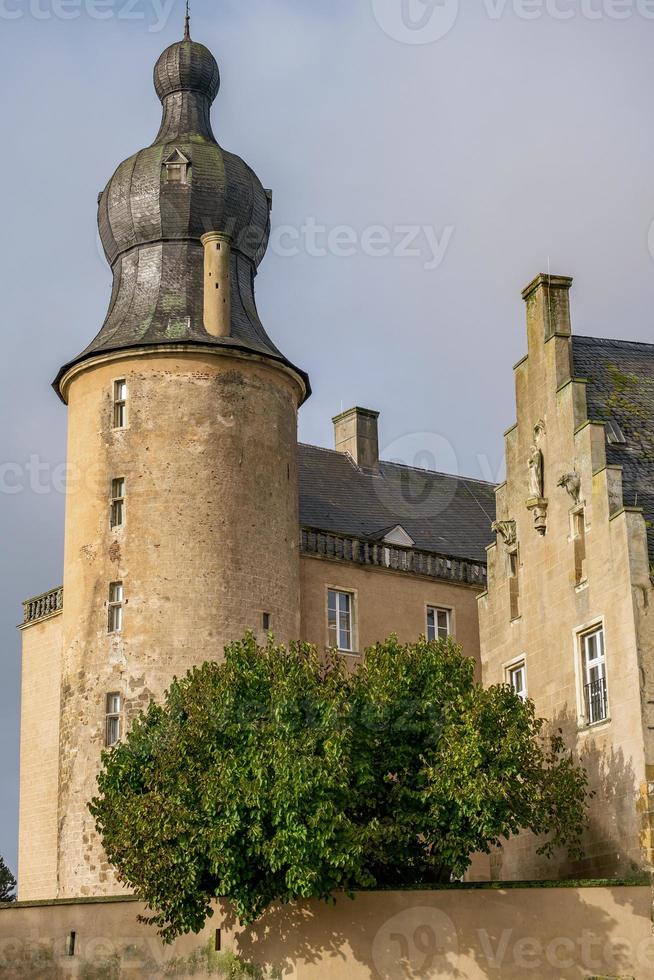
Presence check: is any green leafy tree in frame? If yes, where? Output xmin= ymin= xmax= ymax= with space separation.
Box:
xmin=0 ymin=854 xmax=16 ymax=902
xmin=90 ymin=634 xmax=588 ymax=940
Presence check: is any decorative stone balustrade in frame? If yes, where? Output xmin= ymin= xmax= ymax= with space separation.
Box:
xmin=301 ymin=528 xmax=487 ymax=587
xmin=22 ymin=586 xmax=63 ymax=626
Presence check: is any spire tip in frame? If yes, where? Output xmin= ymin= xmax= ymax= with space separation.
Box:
xmin=184 ymin=0 xmax=190 ymax=39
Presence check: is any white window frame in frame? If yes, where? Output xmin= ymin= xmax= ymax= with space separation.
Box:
xmin=579 ymin=625 xmax=608 ymax=726
xmin=327 ymin=588 xmax=356 ymax=654
xmin=426 ymin=606 xmax=451 ymax=642
xmin=108 ymin=582 xmax=124 ymax=633
xmin=105 ymin=692 xmax=122 ymax=747
xmin=507 ymin=659 xmax=527 ymax=701
xmin=110 ymin=477 xmax=125 ymax=529
xmin=113 ymin=379 xmax=127 ymax=429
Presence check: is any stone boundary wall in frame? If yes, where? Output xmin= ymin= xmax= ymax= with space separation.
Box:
xmin=0 ymin=882 xmax=652 ymax=979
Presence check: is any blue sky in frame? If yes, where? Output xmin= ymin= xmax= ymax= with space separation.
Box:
xmin=1 ymin=0 xmax=654 ymax=872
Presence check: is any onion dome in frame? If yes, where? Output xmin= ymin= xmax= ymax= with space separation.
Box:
xmin=54 ymin=24 xmax=309 ymax=400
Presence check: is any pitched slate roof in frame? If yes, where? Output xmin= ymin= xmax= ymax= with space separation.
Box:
xmin=572 ymin=335 xmax=654 ymax=565
xmin=298 ymin=444 xmax=496 ymax=564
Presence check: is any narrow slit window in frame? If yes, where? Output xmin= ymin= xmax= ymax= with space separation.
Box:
xmin=427 ymin=606 xmax=450 ymax=642
xmin=110 ymin=478 xmax=125 ymax=529
xmin=108 ymin=582 xmax=124 ymax=633
xmin=327 ymin=589 xmax=353 ymax=652
xmin=113 ymin=380 xmax=127 ymax=428
xmin=105 ymin=692 xmax=122 ymax=746
xmin=573 ymin=510 xmax=587 ymax=586
xmin=508 ymin=547 xmax=520 ymax=621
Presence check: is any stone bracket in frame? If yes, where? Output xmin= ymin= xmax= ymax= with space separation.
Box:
xmin=526 ymin=496 xmax=548 ymax=535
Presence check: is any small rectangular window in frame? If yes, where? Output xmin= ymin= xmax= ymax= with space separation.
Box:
xmin=110 ymin=478 xmax=125 ymax=528
xmin=108 ymin=582 xmax=124 ymax=633
xmin=262 ymin=612 xmax=271 ymax=631
xmin=105 ymin=692 xmax=122 ymax=746
xmin=113 ymin=380 xmax=127 ymax=428
xmin=572 ymin=510 xmax=587 ymax=586
xmin=581 ymin=627 xmax=607 ymax=725
xmin=508 ymin=662 xmax=527 ymax=701
xmin=508 ymin=547 xmax=520 ymax=621
xmin=427 ymin=606 xmax=450 ymax=642
xmin=328 ymin=589 xmax=353 ymax=652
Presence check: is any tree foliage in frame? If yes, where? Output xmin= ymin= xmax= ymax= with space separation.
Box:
xmin=90 ymin=634 xmax=588 ymax=939
xmin=0 ymin=854 xmax=16 ymax=902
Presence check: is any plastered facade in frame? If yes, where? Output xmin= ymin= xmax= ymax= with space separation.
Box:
xmin=478 ymin=274 xmax=654 ymax=879
xmin=300 ymin=556 xmax=483 ymax=673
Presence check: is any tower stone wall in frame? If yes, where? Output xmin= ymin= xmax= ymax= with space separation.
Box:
xmin=56 ymin=349 xmax=304 ymax=897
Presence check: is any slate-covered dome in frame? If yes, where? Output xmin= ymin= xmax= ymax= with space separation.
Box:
xmin=54 ymin=25 xmax=308 ymax=400
xmin=153 ymin=36 xmax=220 ymax=102
xmin=97 ymin=32 xmax=270 ymax=269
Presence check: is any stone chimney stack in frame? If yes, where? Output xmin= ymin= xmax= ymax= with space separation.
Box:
xmin=333 ymin=407 xmax=380 ymax=471
xmin=522 ymin=273 xmax=573 ymax=342
xmin=522 ymin=273 xmax=574 ymax=387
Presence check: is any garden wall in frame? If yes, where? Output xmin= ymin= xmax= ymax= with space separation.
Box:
xmin=0 ymin=882 xmax=652 ymax=979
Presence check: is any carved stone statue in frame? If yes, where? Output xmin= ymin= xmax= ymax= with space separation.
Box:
xmin=491 ymin=520 xmax=517 ymax=547
xmin=528 ymin=445 xmax=543 ymax=499
xmin=557 ymin=471 xmax=582 ymax=506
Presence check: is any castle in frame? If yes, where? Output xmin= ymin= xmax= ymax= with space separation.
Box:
xmin=16 ymin=24 xmax=654 ymax=907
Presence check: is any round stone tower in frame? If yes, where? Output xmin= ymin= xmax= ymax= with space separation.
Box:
xmin=54 ymin=26 xmax=309 ymax=897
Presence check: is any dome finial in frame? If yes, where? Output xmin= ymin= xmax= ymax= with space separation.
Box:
xmin=184 ymin=0 xmax=190 ymax=39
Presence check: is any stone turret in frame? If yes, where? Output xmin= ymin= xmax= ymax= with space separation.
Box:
xmin=52 ymin=26 xmax=309 ymax=898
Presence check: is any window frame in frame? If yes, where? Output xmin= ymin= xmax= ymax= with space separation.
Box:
xmin=107 ymin=581 xmax=124 ymax=634
xmin=574 ymin=620 xmax=609 ymax=728
xmin=426 ymin=605 xmax=452 ymax=643
xmin=110 ymin=477 xmax=125 ymax=529
xmin=505 ymin=657 xmax=528 ymax=701
xmin=570 ymin=505 xmax=588 ymax=588
xmin=105 ymin=692 xmax=122 ymax=747
xmin=113 ymin=379 xmax=128 ymax=429
xmin=326 ymin=587 xmax=356 ymax=654
xmin=580 ymin=625 xmax=608 ymax=726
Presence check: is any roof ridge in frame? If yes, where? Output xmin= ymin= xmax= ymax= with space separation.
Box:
xmin=380 ymin=459 xmax=497 ymax=487
xmin=573 ymin=334 xmax=654 ymax=352
xmin=299 ymin=443 xmax=497 ymax=488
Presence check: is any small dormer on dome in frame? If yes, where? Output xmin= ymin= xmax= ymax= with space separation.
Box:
xmin=162 ymin=147 xmax=191 ymax=185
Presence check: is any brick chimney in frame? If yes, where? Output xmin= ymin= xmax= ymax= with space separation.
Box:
xmin=333 ymin=407 xmax=379 ymax=471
